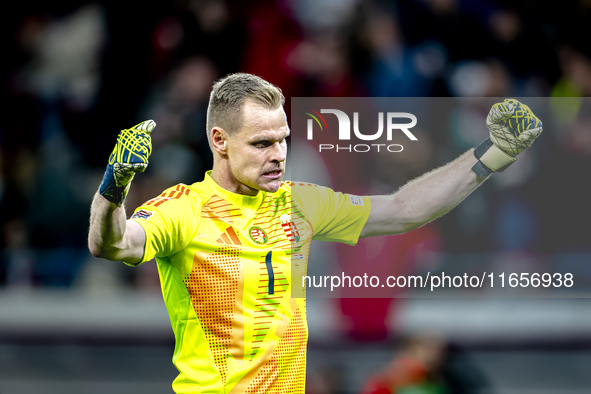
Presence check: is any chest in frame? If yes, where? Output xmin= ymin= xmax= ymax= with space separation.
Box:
xmin=176 ymin=195 xmax=312 ymax=297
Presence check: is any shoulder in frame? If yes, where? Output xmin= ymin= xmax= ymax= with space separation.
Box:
xmin=268 ymin=180 xmax=331 ymax=201
xmin=271 ymin=180 xmax=293 ymax=198
xmin=147 ymin=183 xmax=203 ymax=206
xmin=273 ymin=180 xmax=332 ymax=194
xmin=274 ymin=181 xmax=335 ymax=216
xmin=132 ymin=183 xmax=204 ymax=219
xmin=287 ymin=181 xmax=333 ymax=199
xmin=288 ymin=181 xmax=367 ymax=211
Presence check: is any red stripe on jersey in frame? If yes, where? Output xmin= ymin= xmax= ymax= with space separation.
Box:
xmin=153 ymin=197 xmax=171 ymax=207
xmin=146 ymin=197 xmax=163 ymax=206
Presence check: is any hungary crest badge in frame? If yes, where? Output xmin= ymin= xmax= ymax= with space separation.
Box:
xmin=249 ymin=226 xmax=268 ymax=244
xmin=280 ymin=214 xmax=301 ymax=243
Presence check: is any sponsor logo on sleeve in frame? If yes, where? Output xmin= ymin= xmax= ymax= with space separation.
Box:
xmin=348 ymin=195 xmax=364 ymax=206
xmin=131 ymin=209 xmax=154 ymax=220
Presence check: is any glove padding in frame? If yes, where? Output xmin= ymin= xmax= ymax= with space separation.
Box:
xmin=99 ymin=120 xmax=155 ymax=206
xmin=488 ymin=99 xmax=543 ymax=156
xmin=473 ymin=99 xmax=542 ymax=176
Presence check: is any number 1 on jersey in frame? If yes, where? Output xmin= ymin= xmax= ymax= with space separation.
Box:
xmin=265 ymin=251 xmax=274 ymax=295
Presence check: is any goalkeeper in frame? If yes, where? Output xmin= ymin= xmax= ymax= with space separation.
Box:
xmin=88 ymin=73 xmax=542 ymax=394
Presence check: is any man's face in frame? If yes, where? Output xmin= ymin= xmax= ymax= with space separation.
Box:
xmin=224 ymin=102 xmax=289 ymax=195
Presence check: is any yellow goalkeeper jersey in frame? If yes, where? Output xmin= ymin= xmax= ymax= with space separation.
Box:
xmin=130 ymin=172 xmax=371 ymax=393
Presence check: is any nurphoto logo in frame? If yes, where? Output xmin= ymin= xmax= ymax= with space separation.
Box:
xmin=303 ymin=107 xmax=418 ymax=153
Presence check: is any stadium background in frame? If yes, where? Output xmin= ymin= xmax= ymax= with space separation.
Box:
xmin=1 ymin=0 xmax=591 ymax=393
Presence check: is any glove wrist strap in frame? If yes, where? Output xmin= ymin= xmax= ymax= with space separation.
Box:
xmin=472 ymin=138 xmax=517 ymax=177
xmin=99 ymin=164 xmax=132 ymax=207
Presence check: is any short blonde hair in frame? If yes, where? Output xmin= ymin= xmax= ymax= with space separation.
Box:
xmin=206 ymin=73 xmax=285 ymax=148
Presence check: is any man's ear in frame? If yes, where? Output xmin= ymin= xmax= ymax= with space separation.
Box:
xmin=211 ymin=127 xmax=228 ymax=155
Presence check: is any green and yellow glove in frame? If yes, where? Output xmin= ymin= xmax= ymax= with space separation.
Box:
xmin=472 ymin=99 xmax=543 ymax=177
xmin=99 ymin=120 xmax=155 ymax=206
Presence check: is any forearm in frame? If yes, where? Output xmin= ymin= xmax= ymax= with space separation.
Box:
xmin=395 ymin=149 xmax=487 ymax=225
xmin=88 ymin=192 xmax=131 ymax=260
xmin=362 ymin=150 xmax=489 ymax=236
xmin=88 ymin=120 xmax=154 ymax=263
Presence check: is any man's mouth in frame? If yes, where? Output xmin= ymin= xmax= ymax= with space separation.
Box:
xmin=263 ymin=170 xmax=283 ymax=179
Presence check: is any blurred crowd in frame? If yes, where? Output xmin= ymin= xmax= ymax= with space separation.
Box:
xmin=1 ymin=0 xmax=591 ymax=317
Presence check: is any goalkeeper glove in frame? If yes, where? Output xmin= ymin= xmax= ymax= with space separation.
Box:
xmin=472 ymin=99 xmax=543 ymax=177
xmin=99 ymin=120 xmax=155 ymax=206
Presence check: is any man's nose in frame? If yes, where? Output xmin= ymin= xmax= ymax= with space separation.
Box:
xmin=270 ymin=142 xmax=287 ymax=162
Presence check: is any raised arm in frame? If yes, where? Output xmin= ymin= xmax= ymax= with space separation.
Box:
xmin=88 ymin=194 xmax=145 ymax=263
xmin=361 ymin=150 xmax=484 ymax=237
xmin=360 ymin=99 xmax=543 ymax=238
xmin=88 ymin=120 xmax=156 ymax=264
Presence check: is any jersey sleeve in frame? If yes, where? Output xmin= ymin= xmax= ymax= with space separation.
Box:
xmin=292 ymin=182 xmax=371 ymax=245
xmin=127 ymin=185 xmax=200 ymax=266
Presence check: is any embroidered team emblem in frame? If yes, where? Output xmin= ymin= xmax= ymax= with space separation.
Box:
xmin=131 ymin=209 xmax=154 ymax=220
xmin=280 ymin=214 xmax=301 ymax=243
xmin=249 ymin=226 xmax=268 ymax=244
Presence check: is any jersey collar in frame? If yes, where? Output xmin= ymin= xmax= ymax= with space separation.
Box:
xmin=202 ymin=171 xmax=266 ymax=211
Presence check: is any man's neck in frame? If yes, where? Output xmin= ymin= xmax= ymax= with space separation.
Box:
xmin=210 ymin=166 xmax=260 ymax=196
